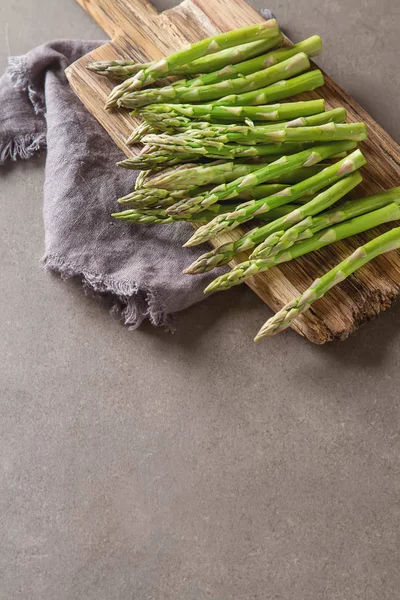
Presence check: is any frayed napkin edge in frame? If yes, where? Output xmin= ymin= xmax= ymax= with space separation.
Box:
xmin=41 ymin=253 xmax=177 ymax=333
xmin=7 ymin=55 xmax=46 ymax=115
xmin=0 ymin=133 xmax=46 ymax=165
xmin=0 ymin=55 xmax=47 ymax=165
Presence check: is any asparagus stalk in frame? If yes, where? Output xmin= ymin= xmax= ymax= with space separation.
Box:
xmin=261 ymin=165 xmax=330 ymax=186
xmin=185 ymin=187 xmax=400 ymax=274
xmin=249 ymin=171 xmax=363 ymax=259
xmin=183 ymin=149 xmax=364 ymax=243
xmin=113 ymin=203 xmax=239 ymax=224
xmin=149 ymin=108 xmax=354 ymax=146
xmin=139 ymin=100 xmax=326 ymax=123
xmin=204 ymin=202 xmax=400 ymax=293
xmin=118 ymin=182 xmax=290 ymax=210
xmin=120 ymin=142 xmax=314 ymax=167
xmin=106 ymin=20 xmax=282 ymax=106
xmin=174 ymin=35 xmax=322 ymax=89
xmin=139 ymin=155 xmax=305 ymax=192
xmin=169 ymin=35 xmax=283 ymax=76
xmin=119 ymin=154 xmax=331 ymax=175
xmin=112 ymin=203 xmax=298 ymax=225
xmin=117 ymin=150 xmax=202 ymax=170
xmin=143 ymin=107 xmax=347 ymax=135
xmin=117 ymin=186 xmax=201 ymax=209
xmin=268 ymin=122 xmax=367 ymax=143
xmin=113 ymin=210 xmax=187 ymax=224
xmin=213 ymin=70 xmax=324 ymax=106
xmin=143 ymin=160 xmax=274 ymax=190
xmin=147 ymin=122 xmax=366 ymax=148
xmin=121 ymin=184 xmax=299 ymax=209
xmin=118 ymin=52 xmax=310 ymax=108
xmin=145 ymin=162 xmax=328 ymax=191
xmin=87 ymin=60 xmax=153 ymax=79
xmin=234 ymin=183 xmax=289 ymax=200
xmin=89 ymin=36 xmax=283 ymax=80
xmin=168 ymin=141 xmax=358 ymax=218
xmin=254 ymin=225 xmax=400 ymax=340
xmin=138 ymin=161 xmax=199 ymax=188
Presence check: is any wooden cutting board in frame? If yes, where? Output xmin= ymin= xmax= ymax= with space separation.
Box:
xmin=65 ymin=0 xmax=400 ymax=344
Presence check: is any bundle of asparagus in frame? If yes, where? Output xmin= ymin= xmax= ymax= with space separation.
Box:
xmin=88 ymin=20 xmax=400 ymax=341
xmin=106 ymin=20 xmax=284 ymax=106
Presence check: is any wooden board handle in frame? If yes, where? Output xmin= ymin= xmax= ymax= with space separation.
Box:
xmin=75 ymin=0 xmax=159 ymax=38
xmin=75 ymin=0 xmax=189 ymax=57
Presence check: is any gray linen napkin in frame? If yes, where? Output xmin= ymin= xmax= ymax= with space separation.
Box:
xmin=0 ymin=40 xmax=230 ymax=331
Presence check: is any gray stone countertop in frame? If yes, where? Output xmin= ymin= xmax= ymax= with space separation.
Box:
xmin=1 ymin=1 xmax=399 ymax=598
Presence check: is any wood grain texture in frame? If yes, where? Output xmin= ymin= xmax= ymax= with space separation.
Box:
xmin=66 ymin=0 xmax=400 ymax=344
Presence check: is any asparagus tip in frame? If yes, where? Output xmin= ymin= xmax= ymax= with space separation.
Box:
xmin=203 ymin=281 xmax=217 ymax=294
xmin=254 ymin=321 xmax=277 ymax=341
xmin=105 ymin=97 xmax=118 ymax=110
xmin=182 ymin=239 xmax=195 ymax=248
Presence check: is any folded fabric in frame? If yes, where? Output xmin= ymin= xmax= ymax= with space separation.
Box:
xmin=0 ymin=40 xmax=229 ymax=331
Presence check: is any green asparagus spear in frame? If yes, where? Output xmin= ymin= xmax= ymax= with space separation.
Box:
xmin=168 ymin=141 xmax=357 ymax=218
xmin=118 ymin=52 xmax=310 ymax=108
xmin=249 ymin=171 xmax=363 ymax=259
xmin=213 ymin=70 xmax=324 ymax=105
xmin=118 ymin=182 xmax=290 ymax=210
xmin=150 ymin=110 xmax=350 ymax=140
xmin=174 ymin=35 xmax=322 ymax=89
xmin=117 ymin=186 xmax=201 ymax=209
xmin=267 ymin=122 xmax=367 ymax=143
xmin=112 ymin=203 xmax=299 ymax=225
xmin=148 ymin=122 xmax=366 ymax=147
xmin=89 ymin=36 xmax=284 ymax=80
xmin=234 ymin=183 xmax=289 ymax=200
xmin=138 ymin=161 xmax=200 ymax=188
xmin=117 ymin=150 xmax=202 ymax=170
xmin=144 ymin=161 xmax=272 ymax=190
xmin=121 ymin=183 xmax=299 ymax=209
xmin=261 ymin=165 xmax=330 ymax=186
xmin=143 ymin=160 xmax=329 ymax=191
xmin=106 ymin=20 xmax=282 ymax=106
xmin=185 ymin=187 xmax=400 ymax=274
xmin=119 ymin=143 xmax=292 ymax=172
xmin=139 ymin=100 xmax=325 ymax=123
xmin=204 ymin=202 xmax=400 ymax=294
xmin=169 ymin=36 xmax=283 ymax=76
xmin=87 ymin=60 xmax=153 ymax=79
xmin=121 ymin=141 xmax=314 ymax=166
xmin=142 ymin=108 xmax=347 ymax=135
xmin=254 ymin=225 xmax=400 ymax=340
xmin=113 ymin=210 xmax=185 ymax=224
xmin=112 ymin=203 xmax=239 ymax=224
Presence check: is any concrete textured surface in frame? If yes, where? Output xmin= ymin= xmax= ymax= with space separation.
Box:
xmin=1 ymin=1 xmax=400 ymax=598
